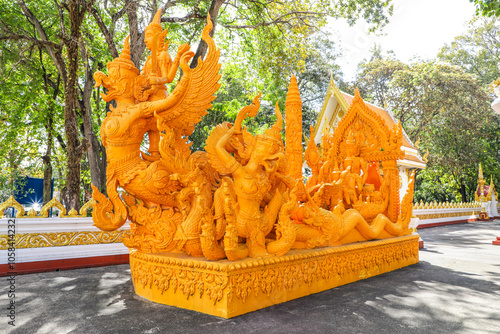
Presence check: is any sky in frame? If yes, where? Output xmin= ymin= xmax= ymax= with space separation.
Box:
xmin=328 ymin=0 xmax=478 ymax=80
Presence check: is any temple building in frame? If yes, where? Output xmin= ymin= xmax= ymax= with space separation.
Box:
xmin=313 ymin=77 xmax=426 ymax=201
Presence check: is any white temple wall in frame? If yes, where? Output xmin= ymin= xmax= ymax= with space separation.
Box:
xmin=0 ymin=217 xmax=130 ymax=274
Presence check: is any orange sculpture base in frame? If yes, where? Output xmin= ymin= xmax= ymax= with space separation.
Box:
xmin=130 ymin=235 xmax=419 ymax=318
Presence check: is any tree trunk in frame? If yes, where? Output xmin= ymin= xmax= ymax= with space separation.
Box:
xmin=42 ymin=115 xmax=53 ymax=205
xmin=460 ymin=180 xmax=467 ymax=203
xmin=62 ymin=1 xmax=92 ymax=211
xmin=80 ymin=39 xmax=104 ymax=192
xmin=125 ymin=0 xmax=145 ymax=68
xmin=190 ymin=0 xmax=225 ymax=69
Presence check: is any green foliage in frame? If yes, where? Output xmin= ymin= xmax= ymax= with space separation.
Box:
xmin=356 ymin=56 xmax=408 ymax=107
xmin=0 ymin=0 xmax=399 ymax=203
xmin=414 ymin=169 xmax=461 ymax=203
xmin=438 ymin=17 xmax=500 ymax=87
xmin=355 ymin=52 xmax=499 ymax=202
xmin=0 ymin=8 xmax=65 ymax=200
xmin=470 ymin=0 xmax=500 ymax=17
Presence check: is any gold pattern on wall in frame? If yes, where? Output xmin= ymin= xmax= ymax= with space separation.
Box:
xmin=0 ymin=230 xmax=129 ymax=250
xmin=416 ymin=211 xmax=479 ymax=220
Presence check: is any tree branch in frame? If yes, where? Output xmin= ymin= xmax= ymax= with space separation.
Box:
xmin=222 ymin=11 xmax=322 ymax=29
xmin=90 ymin=7 xmax=119 ymax=58
xmin=17 ymin=0 xmax=68 ymax=84
xmin=56 ymin=133 xmax=67 ymax=149
xmin=54 ymin=0 xmax=69 ymax=41
xmin=191 ymin=0 xmax=225 ymax=69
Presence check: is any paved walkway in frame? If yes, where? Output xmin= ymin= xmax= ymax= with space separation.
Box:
xmin=2 ymin=221 xmax=500 ymax=334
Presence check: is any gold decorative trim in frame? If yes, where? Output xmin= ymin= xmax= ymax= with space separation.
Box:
xmin=79 ymin=199 xmax=95 ymax=216
xmin=0 ymin=197 xmax=95 ymax=218
xmin=314 ymin=75 xmax=350 ymax=138
xmin=40 ymin=197 xmax=66 ymax=218
xmin=416 ymin=211 xmax=479 ymax=220
xmin=0 ymin=230 xmax=130 ymax=249
xmin=314 ymin=79 xmax=333 ymax=135
xmin=328 ymin=103 xmax=342 ymax=128
xmin=27 ymin=208 xmax=37 ymax=218
xmin=67 ymin=208 xmax=79 ymax=217
xmin=0 ymin=196 xmax=25 ymax=218
xmin=413 ymin=200 xmax=481 ymax=210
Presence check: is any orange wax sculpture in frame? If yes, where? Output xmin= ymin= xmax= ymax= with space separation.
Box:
xmin=92 ymin=11 xmax=418 ymax=318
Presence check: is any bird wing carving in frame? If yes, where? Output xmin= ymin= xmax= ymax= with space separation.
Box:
xmin=205 ymin=122 xmax=234 ymax=175
xmin=156 ymin=16 xmax=221 ymax=136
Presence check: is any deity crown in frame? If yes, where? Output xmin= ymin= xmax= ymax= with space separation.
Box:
xmin=107 ymin=36 xmax=139 ymax=75
xmin=255 ymin=102 xmax=283 ymax=151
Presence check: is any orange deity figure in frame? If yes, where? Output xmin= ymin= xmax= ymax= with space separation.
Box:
xmin=304 ymin=125 xmax=322 ymax=190
xmin=135 ymin=9 xmax=191 ymax=161
xmin=92 ymin=36 xmax=194 ymax=221
xmin=206 ymin=99 xmax=289 ymax=258
xmin=341 ymin=134 xmax=367 ymax=207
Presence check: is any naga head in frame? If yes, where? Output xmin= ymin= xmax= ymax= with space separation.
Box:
xmin=94 ymin=36 xmax=139 ymax=103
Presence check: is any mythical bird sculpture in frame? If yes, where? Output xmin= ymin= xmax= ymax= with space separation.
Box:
xmin=92 ymin=15 xmax=221 ymax=257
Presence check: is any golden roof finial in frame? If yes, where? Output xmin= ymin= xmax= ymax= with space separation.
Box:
xmin=478 ymin=163 xmax=484 ymax=181
xmin=423 ymin=149 xmax=429 ymax=163
xmin=353 ymin=87 xmax=362 ymax=102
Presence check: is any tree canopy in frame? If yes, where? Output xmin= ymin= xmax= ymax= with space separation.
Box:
xmin=354 ymin=18 xmax=500 ymax=202
xmin=0 ymin=0 xmax=398 ymax=209
xmin=0 ymin=1 xmax=498 ymax=207
xmin=470 ymin=0 xmax=500 ymax=17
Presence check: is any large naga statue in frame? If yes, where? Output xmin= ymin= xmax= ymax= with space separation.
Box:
xmin=92 ymin=11 xmax=416 ymax=262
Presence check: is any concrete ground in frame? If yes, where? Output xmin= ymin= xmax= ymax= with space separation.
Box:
xmin=2 ymin=220 xmax=500 ymax=334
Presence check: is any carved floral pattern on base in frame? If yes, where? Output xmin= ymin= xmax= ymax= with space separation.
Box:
xmin=130 ymin=236 xmax=419 ymax=304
